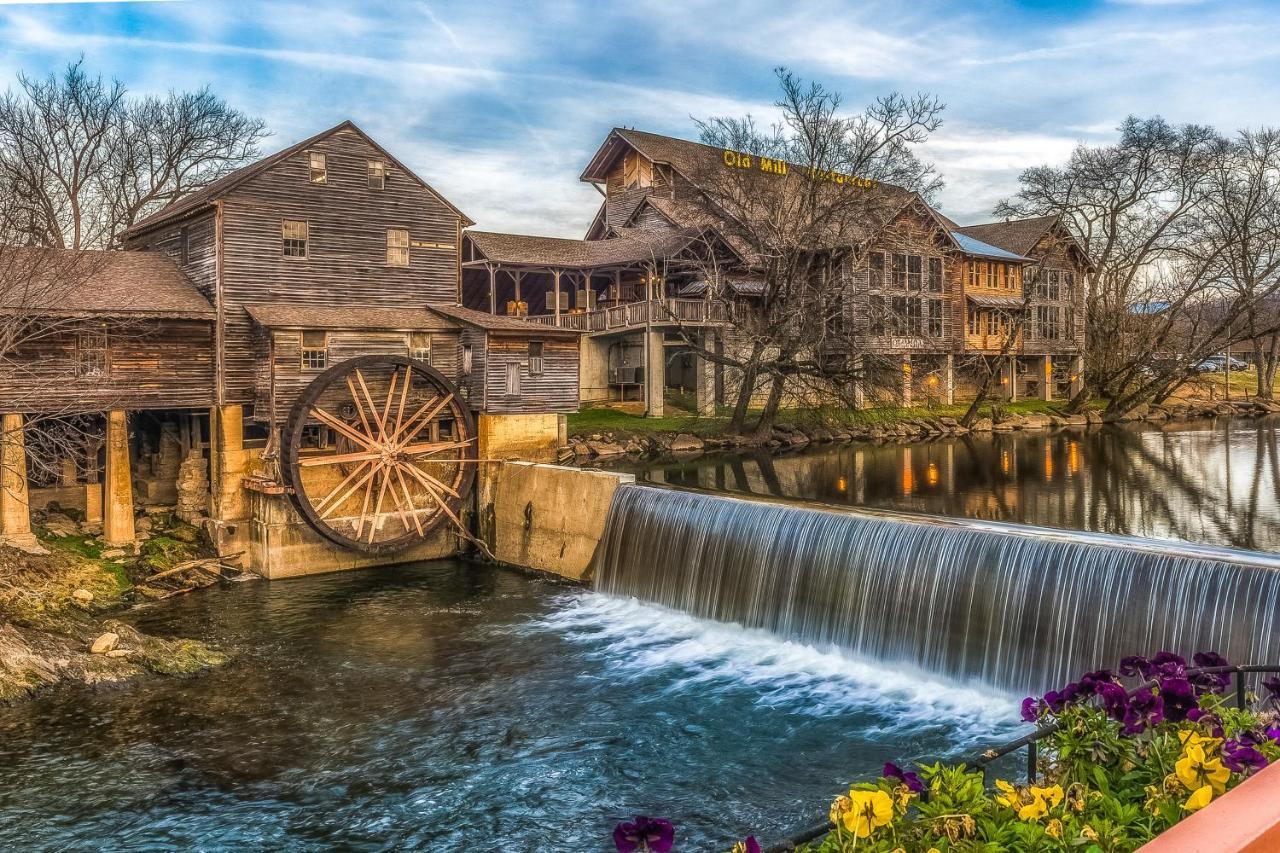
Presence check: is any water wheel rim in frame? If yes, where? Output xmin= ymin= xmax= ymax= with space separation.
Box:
xmin=281 ymin=354 xmax=477 ymax=555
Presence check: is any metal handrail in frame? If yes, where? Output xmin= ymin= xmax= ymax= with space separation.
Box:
xmin=764 ymin=663 xmax=1280 ymax=853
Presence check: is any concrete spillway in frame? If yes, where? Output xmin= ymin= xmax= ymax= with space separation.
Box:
xmin=590 ymin=485 xmax=1280 ymax=694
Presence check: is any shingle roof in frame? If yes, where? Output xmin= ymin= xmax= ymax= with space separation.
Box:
xmin=954 ymin=215 xmax=1059 ymax=257
xmin=244 ymin=304 xmax=458 ymax=330
xmin=122 ymin=120 xmax=472 ymax=238
xmin=428 ymin=303 xmax=583 ymax=336
xmin=464 ymin=228 xmax=688 ymax=269
xmin=966 ymin=293 xmax=1026 ymax=309
xmin=949 ymin=231 xmax=1032 ymax=262
xmin=0 ymin=249 xmax=213 ymax=318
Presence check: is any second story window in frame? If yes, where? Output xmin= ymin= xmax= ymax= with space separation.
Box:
xmin=368 ymin=161 xmax=386 ymax=189
xmin=927 ymin=257 xmax=943 ymax=293
xmin=869 ymin=252 xmax=885 ymax=287
xmin=309 ymin=152 xmax=327 ymax=184
xmin=300 ymin=330 xmax=328 ymax=369
xmin=283 ymin=219 xmax=308 ymax=258
xmin=387 ymin=229 xmax=409 ymax=266
xmin=408 ymin=331 xmax=431 ymax=362
xmin=74 ymin=330 xmax=108 ymax=378
xmin=528 ymin=341 xmax=544 ymax=375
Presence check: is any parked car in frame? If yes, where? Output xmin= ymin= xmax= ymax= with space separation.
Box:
xmin=1194 ymin=354 xmax=1248 ymax=372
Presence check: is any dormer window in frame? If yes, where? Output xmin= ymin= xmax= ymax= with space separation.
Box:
xmin=368 ymin=160 xmax=385 ymax=189
xmin=309 ymin=152 xmax=327 ymax=184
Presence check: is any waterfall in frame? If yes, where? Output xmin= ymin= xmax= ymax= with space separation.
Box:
xmin=590 ymin=485 xmax=1280 ymax=695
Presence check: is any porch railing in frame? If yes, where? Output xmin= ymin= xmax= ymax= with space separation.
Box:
xmin=763 ymin=662 xmax=1280 ymax=853
xmin=516 ymin=298 xmax=730 ymax=333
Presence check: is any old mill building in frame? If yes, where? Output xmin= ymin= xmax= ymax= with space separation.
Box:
xmin=0 ymin=120 xmax=1089 ymax=575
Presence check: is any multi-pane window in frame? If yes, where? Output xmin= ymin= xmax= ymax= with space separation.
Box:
xmin=387 ymin=229 xmax=409 ymax=266
xmin=408 ymin=332 xmax=431 ymax=362
xmin=528 ymin=342 xmax=545 ymax=375
xmin=1036 ymin=306 xmax=1064 ymax=340
xmin=368 ymin=160 xmax=386 ymax=189
xmin=869 ymin=252 xmax=885 ymax=287
xmin=504 ymin=361 xmax=521 ymax=396
xmin=927 ymin=257 xmax=943 ymax=293
xmin=300 ymin=330 xmax=328 ymax=369
xmin=869 ymin=294 xmax=885 ymax=336
xmin=1034 ymin=269 xmax=1075 ymax=301
xmin=74 ymin=331 xmax=108 ymax=378
xmin=927 ymin=298 xmax=944 ymax=337
xmin=309 ymin=152 xmax=327 ymax=184
xmin=889 ymin=253 xmax=924 ymax=290
xmin=282 ymin=219 xmax=308 ymax=258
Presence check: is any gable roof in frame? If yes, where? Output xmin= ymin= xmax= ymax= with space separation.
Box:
xmin=949 ymin=231 xmax=1031 ymax=262
xmin=122 ymin=120 xmax=472 ymax=239
xmin=464 ymin=228 xmax=698 ymax=270
xmin=954 ymin=215 xmax=1059 ymax=258
xmin=428 ymin=303 xmax=582 ymax=337
xmin=0 ymin=249 xmax=214 ymax=319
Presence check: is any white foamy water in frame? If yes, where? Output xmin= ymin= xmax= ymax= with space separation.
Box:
xmin=534 ymin=591 xmax=1022 ymax=745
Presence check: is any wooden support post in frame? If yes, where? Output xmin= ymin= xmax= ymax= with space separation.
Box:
xmin=103 ymin=410 xmax=135 ymax=546
xmin=553 ymin=269 xmax=562 ymax=327
xmin=0 ymin=413 xmax=40 ymax=551
xmin=514 ymin=271 xmax=523 ymax=308
xmin=1008 ymin=357 xmax=1019 ymax=402
xmin=901 ymin=355 xmax=913 ymax=408
xmin=1041 ymin=355 xmax=1053 ymax=401
xmin=1070 ymin=355 xmax=1085 ymax=397
xmin=645 ymin=329 xmax=665 ymax=419
xmin=488 ymin=264 xmax=497 ymax=315
xmin=851 ymin=354 xmax=866 ymax=410
xmin=696 ymin=331 xmax=716 ymax=417
xmin=612 ymin=269 xmax=621 ymax=302
xmin=944 ymin=354 xmax=955 ymax=406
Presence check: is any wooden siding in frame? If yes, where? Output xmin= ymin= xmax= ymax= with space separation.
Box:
xmin=1024 ymin=228 xmax=1087 ymax=355
xmin=482 ymin=335 xmax=579 ymax=414
xmin=212 ymin=126 xmax=463 ymax=409
xmin=457 ymin=325 xmax=488 ymax=409
xmin=0 ymin=319 xmax=214 ymax=413
xmin=260 ymin=328 xmax=463 ymax=423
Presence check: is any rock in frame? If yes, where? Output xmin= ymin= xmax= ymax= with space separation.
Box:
xmin=623 ymin=441 xmax=644 ymax=455
xmin=71 ymin=589 xmax=94 ymax=606
xmin=992 ymin=420 xmax=1015 ymax=431
xmin=585 ymin=440 xmax=625 ymax=458
xmin=90 ymin=633 xmax=120 ymax=655
xmin=938 ymin=416 xmax=959 ymax=427
xmin=1084 ymin=410 xmax=1103 ymax=425
xmin=43 ymin=511 xmax=80 ymax=537
xmin=101 ymin=548 xmax=126 ymax=559
xmin=1021 ymin=413 xmax=1051 ymax=430
xmin=135 ymin=516 xmax=153 ymax=533
xmin=970 ymin=418 xmax=994 ymax=432
xmin=1064 ymin=414 xmax=1089 ymax=426
xmin=105 ymin=649 xmax=133 ymax=659
xmin=669 ymin=433 xmax=705 ymax=453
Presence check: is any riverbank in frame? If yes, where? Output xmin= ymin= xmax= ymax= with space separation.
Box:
xmin=563 ymin=396 xmax=1280 ymax=463
xmin=0 ymin=507 xmax=231 ymax=704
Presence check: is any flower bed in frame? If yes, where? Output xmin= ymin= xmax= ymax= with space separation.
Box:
xmin=791 ymin=651 xmax=1280 ymax=852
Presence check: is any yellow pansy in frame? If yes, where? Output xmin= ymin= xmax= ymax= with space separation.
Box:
xmin=1046 ymin=819 xmax=1063 ymax=839
xmin=1176 ymin=744 xmax=1231 ymax=794
xmin=994 ymin=779 xmax=1022 ymax=809
xmin=1183 ymin=784 xmax=1214 ymax=812
xmin=1082 ymin=824 xmax=1099 ymax=841
xmin=841 ymin=790 xmax=894 ymax=838
xmin=1030 ymin=785 xmax=1064 ymax=810
xmin=1018 ymin=797 xmax=1048 ymax=821
xmin=829 ymin=794 xmax=851 ymax=825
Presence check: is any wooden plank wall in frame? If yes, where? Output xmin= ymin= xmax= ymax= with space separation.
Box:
xmin=215 ymin=126 xmax=463 ymax=410
xmin=482 ymin=336 xmax=578 ymax=414
xmin=1025 ymin=230 xmax=1087 ymax=356
xmin=0 ymin=319 xmax=214 ymax=413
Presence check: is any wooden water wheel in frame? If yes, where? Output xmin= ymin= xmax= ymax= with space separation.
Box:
xmin=281 ymin=355 xmax=477 ymax=554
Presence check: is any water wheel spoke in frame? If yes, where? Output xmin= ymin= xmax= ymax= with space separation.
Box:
xmin=354 ymin=368 xmax=386 ymax=438
xmin=366 ymin=470 xmax=391 ymax=544
xmin=318 ymin=462 xmax=377 ymax=520
xmin=380 ymin=368 xmax=401 ymax=436
xmin=352 ymin=469 xmax=377 ymax=536
xmin=311 ymin=406 xmax=376 ymax=451
xmin=394 ymin=393 xmax=453 ymax=444
xmin=298 ymin=448 xmax=383 ymax=468
xmin=404 ymin=461 xmax=461 ymax=498
xmin=402 ymin=439 xmax=474 ymax=458
xmin=346 ymin=375 xmax=373 ymax=439
xmin=403 ymin=465 xmax=466 ymax=532
xmin=393 ymin=466 xmax=425 ymax=537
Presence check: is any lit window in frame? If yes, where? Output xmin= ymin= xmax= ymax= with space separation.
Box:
xmin=408 ymin=331 xmax=431 ymax=362
xmin=74 ymin=330 xmax=108 ymax=378
xmin=387 ymin=229 xmax=409 ymax=267
xmin=283 ymin=219 xmax=308 ymax=258
xmin=309 ymin=152 xmax=327 ymax=184
xmin=368 ymin=160 xmax=385 ymax=190
xmin=528 ymin=341 xmax=544 ymax=375
xmin=300 ymin=330 xmax=328 ymax=369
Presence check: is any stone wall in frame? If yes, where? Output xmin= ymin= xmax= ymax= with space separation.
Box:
xmin=477 ymin=412 xmax=565 ymax=463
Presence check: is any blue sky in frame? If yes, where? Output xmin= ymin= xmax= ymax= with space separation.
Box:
xmin=2 ymin=0 xmax=1280 ymax=236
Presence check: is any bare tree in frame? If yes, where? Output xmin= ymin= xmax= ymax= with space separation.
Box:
xmin=0 ymin=59 xmax=266 ymax=249
xmin=659 ymin=68 xmax=945 ymax=434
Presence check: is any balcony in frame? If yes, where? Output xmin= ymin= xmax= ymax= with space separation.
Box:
xmin=525 ymin=298 xmax=731 ymax=334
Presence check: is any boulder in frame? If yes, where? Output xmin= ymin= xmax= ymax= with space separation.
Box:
xmin=105 ymin=649 xmax=133 ymax=659
xmin=1064 ymin=414 xmax=1089 ymax=426
xmin=585 ymin=440 xmax=625 ymax=459
xmin=1085 ymin=410 xmax=1104 ymax=425
xmin=71 ymin=589 xmax=94 ymax=607
xmin=1021 ymin=413 xmax=1051 ymax=430
xmin=669 ymin=433 xmax=705 ymax=453
xmin=90 ymin=632 xmax=120 ymax=655
xmin=101 ymin=548 xmax=127 ymax=559
xmin=970 ymin=417 xmax=994 ymax=432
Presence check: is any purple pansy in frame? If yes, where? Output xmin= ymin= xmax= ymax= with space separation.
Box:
xmin=1265 ymin=726 xmax=1280 ymax=743
xmin=1263 ymin=676 xmax=1280 ymax=703
xmin=1223 ymin=739 xmax=1269 ymax=775
xmin=741 ymin=837 xmax=761 ymax=853
xmin=1152 ymin=651 xmax=1187 ymax=678
xmin=883 ymin=762 xmax=925 ymax=795
xmin=1122 ymin=686 xmax=1165 ymax=735
xmin=613 ymin=816 xmax=675 ymax=853
xmin=1098 ymin=681 xmax=1129 ymax=721
xmin=1120 ymin=655 xmax=1154 ymax=679
xmin=1190 ymin=652 xmax=1232 ymax=694
xmin=1159 ymin=677 xmax=1197 ymax=723
xmin=1186 ymin=708 xmax=1224 ymax=738
xmin=1021 ymin=696 xmax=1044 ymax=723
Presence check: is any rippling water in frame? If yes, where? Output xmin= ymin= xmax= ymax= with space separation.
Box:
xmin=0 ymin=561 xmax=1019 ymax=851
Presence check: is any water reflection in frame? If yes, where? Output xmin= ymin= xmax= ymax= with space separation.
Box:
xmin=621 ymin=417 xmax=1280 ymax=551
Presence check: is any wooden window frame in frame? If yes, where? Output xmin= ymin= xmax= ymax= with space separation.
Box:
xmin=309 ymin=151 xmax=327 ymax=184
xmin=528 ymin=341 xmax=545 ymax=375
xmin=461 ymin=344 xmax=473 ymax=376
xmin=869 ymin=252 xmax=885 ymax=288
xmin=300 ymin=330 xmax=328 ymax=370
xmin=387 ymin=228 xmax=410 ymax=267
xmin=408 ymin=331 xmax=431 ymax=362
xmin=282 ymin=219 xmax=309 ymax=259
xmin=504 ymin=361 xmax=521 ymax=397
xmin=927 ymin=257 xmax=943 ymax=293
xmin=74 ymin=329 xmax=109 ymax=378
xmin=368 ymin=160 xmax=386 ymax=190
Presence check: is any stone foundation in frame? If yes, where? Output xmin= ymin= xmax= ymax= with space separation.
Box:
xmin=477 ymin=412 xmax=565 ymax=463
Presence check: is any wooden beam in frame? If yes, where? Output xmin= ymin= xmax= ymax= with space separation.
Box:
xmin=553 ymin=268 xmax=562 ymax=327
xmin=487 ymin=263 xmax=497 ymax=314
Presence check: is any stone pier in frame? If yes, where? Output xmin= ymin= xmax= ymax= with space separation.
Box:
xmin=645 ymin=329 xmax=665 ymax=418
xmin=103 ymin=410 xmax=135 ymax=546
xmin=695 ymin=333 xmax=716 ymax=417
xmin=0 ymin=413 xmax=41 ymax=552
xmin=209 ymin=404 xmax=250 ymax=562
xmin=1041 ymin=355 xmax=1054 ymax=401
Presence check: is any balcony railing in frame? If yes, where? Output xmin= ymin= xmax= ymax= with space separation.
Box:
xmin=523 ymin=298 xmax=731 ymax=332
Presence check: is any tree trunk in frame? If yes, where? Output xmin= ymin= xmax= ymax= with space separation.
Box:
xmin=1258 ymin=337 xmax=1279 ymax=399
xmin=753 ymin=371 xmax=787 ymax=436
xmin=960 ymin=360 xmax=998 ymax=428
xmin=728 ymin=362 xmax=759 ymax=435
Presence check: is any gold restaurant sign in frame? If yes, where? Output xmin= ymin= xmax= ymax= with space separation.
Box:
xmin=722 ymin=149 xmax=876 ymax=188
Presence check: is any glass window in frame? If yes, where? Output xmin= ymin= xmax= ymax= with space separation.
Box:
xmin=528 ymin=341 xmax=544 ymax=375
xmin=869 ymin=252 xmax=885 ymax=288
xmin=907 ymin=255 xmax=923 ymax=291
xmin=928 ymin=299 xmax=944 ymax=337
xmin=282 ymin=219 xmax=308 ymax=258
xmin=892 ymin=253 xmax=908 ymax=289
xmin=74 ymin=330 xmax=108 ymax=378
xmin=309 ymin=152 xmax=327 ymax=184
xmin=300 ymin=330 xmax=327 ymax=369
xmin=387 ymin=229 xmax=409 ymax=266
xmin=368 ymin=160 xmax=385 ymax=190
xmin=504 ymin=361 xmax=520 ymax=396
xmin=408 ymin=332 xmax=431 ymax=362
xmin=927 ymin=257 xmax=943 ymax=293
xmin=870 ymin=294 xmax=885 ymax=336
